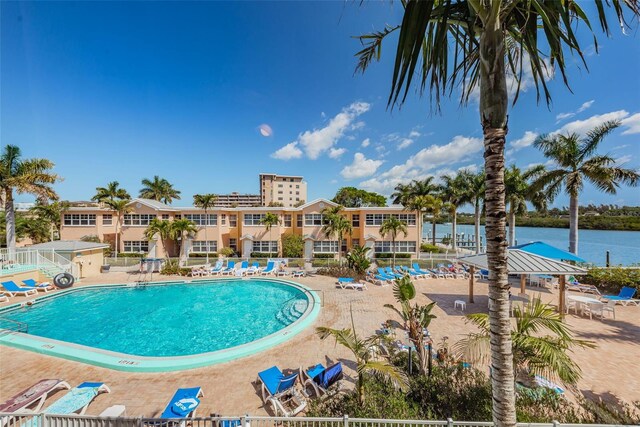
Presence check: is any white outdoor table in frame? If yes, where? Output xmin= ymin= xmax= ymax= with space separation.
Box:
xmin=567 ymin=294 xmax=603 ymax=318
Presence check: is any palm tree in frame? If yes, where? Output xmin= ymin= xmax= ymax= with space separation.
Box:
xmin=139 ymin=176 xmax=181 ymax=204
xmin=30 ymin=200 xmax=70 ymax=241
xmin=92 ymin=181 xmax=130 ymax=204
xmin=403 ymin=195 xmax=430 ymax=257
xmin=171 ymin=219 xmax=198 ymax=265
xmin=379 ymin=216 xmax=407 ymax=267
xmin=259 ymin=212 xmax=281 ymax=257
xmin=193 ymin=194 xmax=218 ymax=264
xmin=354 ymin=2 xmax=638 ymax=424
xmin=316 ymin=308 xmax=408 ymax=404
xmin=321 ymin=206 xmax=352 ymax=264
xmin=456 ymin=298 xmax=595 ymax=386
xmin=424 ymin=195 xmax=443 ymax=246
xmin=533 ymin=121 xmax=640 ymax=254
xmin=409 ymin=177 xmax=438 ymax=197
xmin=384 ymin=276 xmax=437 ymax=375
xmin=144 ymin=218 xmax=174 ymax=257
xmin=0 ymin=145 xmax=60 ymax=250
xmin=106 ymin=199 xmax=132 ymax=258
xmin=462 ymin=170 xmax=485 ymax=254
xmin=504 ymin=165 xmax=548 ymax=246
xmin=391 ymin=182 xmax=412 ymax=206
xmin=439 ymin=173 xmax=467 ymax=251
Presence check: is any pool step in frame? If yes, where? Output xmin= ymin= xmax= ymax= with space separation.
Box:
xmin=275 ymin=299 xmax=307 ymax=326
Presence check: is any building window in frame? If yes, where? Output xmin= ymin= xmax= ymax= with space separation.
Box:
xmin=229 ymin=215 xmax=237 ymax=227
xmin=374 ymin=241 xmax=417 ymax=253
xmin=175 ymin=214 xmax=181 ymax=220
xmin=296 ymin=185 xmax=299 ymax=189
xmin=284 ymin=214 xmax=292 ymax=227
xmin=102 ymin=214 xmax=112 ymax=225
xmin=304 ymin=213 xmax=323 ymax=226
xmin=123 ymin=214 xmax=155 ymax=226
xmin=161 ymin=214 xmax=169 ymax=220
xmin=297 ymin=214 xmax=303 ymax=227
xmin=341 ymin=239 xmax=347 ymax=252
xmin=278 ymin=197 xmax=283 ymax=201
xmin=123 ymin=240 xmax=149 ymax=253
xmin=352 ymin=238 xmax=360 ymax=248
xmin=229 ymin=238 xmax=237 ymax=252
xmin=221 ymin=214 xmax=226 ymax=225
xmin=365 ymin=213 xmax=416 ymax=226
xmin=184 ymin=214 xmax=217 ymax=226
xmin=352 ymin=214 xmax=360 ymax=227
xmin=191 ymin=240 xmax=218 ymax=253
xmin=313 ymin=241 xmax=338 ymax=253
xmin=63 ymin=214 xmax=96 ymax=226
xmin=244 ymin=213 xmax=265 ymax=225
xmin=252 ymin=241 xmax=278 ymax=253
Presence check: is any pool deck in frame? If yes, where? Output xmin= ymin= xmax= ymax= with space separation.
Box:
xmin=1 ymin=272 xmax=639 ymax=416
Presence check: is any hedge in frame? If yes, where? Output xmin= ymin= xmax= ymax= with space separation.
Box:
xmin=374 ymin=252 xmax=412 ymax=259
xmin=581 ymin=267 xmax=640 ymax=294
xmin=313 ymin=253 xmax=335 ymax=259
xmin=189 ymin=253 xmax=218 ymax=258
xmin=250 ymin=252 xmax=278 ymax=258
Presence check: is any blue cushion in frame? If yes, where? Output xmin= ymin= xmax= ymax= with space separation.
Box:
xmin=306 ymin=364 xmax=325 ymax=380
xmin=258 ymin=366 xmax=283 ymax=396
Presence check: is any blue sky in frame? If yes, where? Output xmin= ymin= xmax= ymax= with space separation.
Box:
xmin=2 ymin=1 xmax=639 ymax=209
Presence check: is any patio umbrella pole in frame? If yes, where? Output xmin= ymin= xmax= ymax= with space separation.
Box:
xmin=559 ymin=275 xmax=566 ymax=319
xmin=520 ymin=274 xmax=526 ymax=296
xmin=468 ymin=266 xmax=475 ymax=303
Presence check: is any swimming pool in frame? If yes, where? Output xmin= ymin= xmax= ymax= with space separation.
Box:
xmin=0 ymin=278 xmax=320 ymax=372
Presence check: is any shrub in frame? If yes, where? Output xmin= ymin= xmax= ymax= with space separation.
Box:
xmin=316 ymin=265 xmax=362 ymax=280
xmin=346 ymin=245 xmax=371 ymax=275
xmin=282 ymin=233 xmax=304 ymax=258
xmin=160 ymin=259 xmax=191 ymax=276
xmin=218 ymin=247 xmax=236 ymax=257
xmin=421 ymin=243 xmax=447 ymax=253
xmin=581 ymin=267 xmax=640 ymax=294
xmin=314 ymin=253 xmax=335 ymax=259
xmin=188 ymin=253 xmax=218 ymax=258
xmin=250 ymin=252 xmax=278 ymax=258
xmin=375 ymin=252 xmax=412 ymax=259
xmin=115 ymin=252 xmax=145 ymax=258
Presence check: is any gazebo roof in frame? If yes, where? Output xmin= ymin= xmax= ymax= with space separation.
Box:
xmin=458 ymin=249 xmax=587 ymax=275
xmin=511 ymin=241 xmax=586 ymax=263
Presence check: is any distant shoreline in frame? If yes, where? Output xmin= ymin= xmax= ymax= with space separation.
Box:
xmin=455 ymin=215 xmax=640 ymax=231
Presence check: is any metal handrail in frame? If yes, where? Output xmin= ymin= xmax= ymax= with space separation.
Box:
xmin=0 ymin=317 xmax=28 ymax=333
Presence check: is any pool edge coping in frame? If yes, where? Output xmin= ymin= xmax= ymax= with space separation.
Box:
xmin=0 ymin=277 xmax=321 ymax=372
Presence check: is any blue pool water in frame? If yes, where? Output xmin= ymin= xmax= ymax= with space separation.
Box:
xmin=2 ymin=280 xmax=309 ymax=357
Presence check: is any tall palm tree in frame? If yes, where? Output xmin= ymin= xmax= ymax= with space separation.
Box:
xmin=106 ymin=199 xmax=132 ymax=258
xmin=30 ymin=200 xmax=70 ymax=241
xmin=144 ymin=218 xmax=174 ymax=257
xmin=391 ymin=182 xmax=412 ymax=205
xmin=92 ymin=181 xmax=130 ymax=204
xmin=316 ymin=308 xmax=408 ymax=404
xmin=0 ymin=145 xmax=60 ymax=250
xmin=193 ymin=194 xmax=218 ymax=264
xmin=354 ymin=2 xmax=637 ymax=424
xmin=321 ymin=206 xmax=353 ymax=264
xmin=259 ymin=212 xmax=281 ymax=257
xmin=462 ymin=170 xmax=486 ymax=254
xmin=384 ymin=276 xmax=437 ymax=375
xmin=171 ymin=219 xmax=198 ymax=265
xmin=409 ymin=177 xmax=438 ymax=197
xmin=504 ymin=165 xmax=548 ymax=246
xmin=439 ymin=173 xmax=467 ymax=251
xmin=139 ymin=176 xmax=181 ymax=204
xmin=379 ymin=216 xmax=408 ymax=267
xmin=455 ymin=298 xmax=595 ymax=386
xmin=424 ymin=195 xmax=443 ymax=246
xmin=533 ymin=121 xmax=640 ymax=254
xmin=403 ymin=195 xmax=430 ymax=257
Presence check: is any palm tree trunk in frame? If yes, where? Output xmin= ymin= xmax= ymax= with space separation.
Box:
xmin=417 ymin=210 xmax=422 ymax=258
xmin=392 ymin=236 xmax=396 ymax=268
xmin=569 ymin=193 xmax=579 ymax=254
xmin=508 ymin=208 xmax=516 ymax=246
xmin=204 ymin=208 xmax=209 ymax=265
xmin=474 ymin=200 xmax=481 ymax=254
xmin=432 ymin=219 xmax=436 ymax=246
xmin=5 ymin=190 xmax=16 ymax=251
xmin=114 ymin=216 xmax=119 ymax=258
xmin=451 ymin=209 xmax=457 ymax=251
xmin=480 ymin=20 xmax=516 ymax=427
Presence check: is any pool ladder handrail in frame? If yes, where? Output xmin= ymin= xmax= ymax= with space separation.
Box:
xmin=0 ymin=317 xmax=28 ymax=335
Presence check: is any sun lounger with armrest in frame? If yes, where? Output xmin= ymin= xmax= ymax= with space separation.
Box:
xmin=1 ymin=281 xmax=38 ymax=297
xmin=0 ymin=379 xmax=71 ymax=413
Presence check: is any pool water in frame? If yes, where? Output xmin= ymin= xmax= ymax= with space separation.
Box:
xmin=2 ymin=280 xmax=310 ymax=357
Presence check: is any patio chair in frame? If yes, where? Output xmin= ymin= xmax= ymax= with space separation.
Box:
xmin=1 ymin=281 xmax=38 ymax=297
xmin=399 ymin=266 xmax=424 ymax=279
xmin=301 ymin=362 xmax=343 ymax=397
xmin=220 ymin=261 xmax=236 ymax=275
xmin=602 ymin=299 xmax=617 ymax=319
xmin=41 ymin=382 xmax=110 ymax=415
xmin=479 ymin=269 xmax=489 ymax=280
xmin=412 ymin=263 xmax=432 ymax=277
xmin=0 ymin=379 xmax=71 ymax=413
xmin=21 ymin=279 xmax=55 ymax=293
xmin=209 ymin=261 xmax=224 ymax=275
xmin=601 ymin=286 xmax=638 ymax=306
xmin=260 ymin=261 xmax=275 ymax=275
xmin=246 ymin=262 xmax=260 ymax=276
xmin=429 ymin=269 xmax=446 ymax=279
xmin=159 ymin=387 xmax=203 ymax=421
xmin=256 ymin=366 xmax=306 ymax=416
xmin=382 ymin=267 xmax=403 ymax=279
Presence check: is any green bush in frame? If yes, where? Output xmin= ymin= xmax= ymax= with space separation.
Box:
xmin=346 ymin=245 xmax=371 ymax=275
xmin=250 ymin=252 xmax=278 ymax=258
xmin=314 ymin=253 xmax=335 ymax=259
xmin=581 ymin=267 xmax=640 ymax=294
xmin=188 ymin=253 xmax=218 ymax=258
xmin=316 ymin=265 xmax=362 ymax=280
xmin=282 ymin=233 xmax=304 ymax=258
xmin=374 ymin=252 xmax=412 ymax=259
xmin=160 ymin=259 xmax=191 ymax=276
xmin=116 ymin=252 xmax=146 ymax=258
xmin=421 ymin=243 xmax=447 ymax=253
xmin=219 ymin=247 xmax=236 ymax=257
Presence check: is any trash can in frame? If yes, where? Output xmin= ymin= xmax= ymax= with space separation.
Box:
xmin=101 ymin=264 xmax=111 ymax=273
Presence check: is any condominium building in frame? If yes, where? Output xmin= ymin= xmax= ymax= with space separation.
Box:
xmin=259 ymin=173 xmax=307 ymax=207
xmin=213 ymin=192 xmax=261 ymax=207
xmin=59 ymin=198 xmax=419 ymax=259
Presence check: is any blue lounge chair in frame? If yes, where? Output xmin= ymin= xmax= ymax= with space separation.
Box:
xmin=160 ymin=387 xmax=203 ymax=420
xmin=301 ymin=362 xmax=343 ymax=397
xmin=209 ymin=261 xmax=224 ymax=275
xmin=400 ymin=266 xmax=424 ymax=278
xmin=601 ymin=286 xmax=639 ymax=306
xmin=220 ymin=261 xmax=235 ymax=275
xmin=22 ymin=279 xmax=55 ymax=292
xmin=479 ymin=269 xmax=489 ymax=279
xmin=42 ymin=382 xmax=110 ymax=415
xmin=256 ymin=366 xmax=306 ymax=416
xmin=260 ymin=261 xmax=275 ymax=275
xmin=1 ymin=281 xmax=38 ymax=297
xmin=384 ymin=267 xmax=403 ymax=278
xmin=412 ymin=263 xmax=432 ymax=277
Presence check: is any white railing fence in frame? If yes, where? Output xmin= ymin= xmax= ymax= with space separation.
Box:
xmin=0 ymin=413 xmax=624 ymax=427
xmin=0 ymin=248 xmax=77 ymax=278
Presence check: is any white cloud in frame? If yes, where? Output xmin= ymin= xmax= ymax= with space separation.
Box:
xmin=554 ymin=110 xmax=630 ymax=136
xmin=620 ymin=113 xmax=640 ymax=135
xmin=612 ymin=144 xmax=629 ymax=151
xmin=555 ymin=112 xmax=575 ymax=122
xmin=340 ymin=153 xmax=383 ymax=180
xmin=510 ymin=130 xmax=539 ymax=150
xmin=555 ymin=100 xmax=595 ymax=123
xmin=615 ymin=154 xmax=633 ymax=165
xmin=397 ymin=138 xmax=414 ymax=150
xmin=577 ymin=100 xmax=595 ymax=113
xmin=409 ymin=130 xmax=421 ymax=138
xmin=360 ymin=135 xmax=483 ymax=194
xmin=270 ymin=142 xmax=303 ymax=160
xmin=272 ymin=101 xmax=371 ymax=160
xmin=328 ymin=147 xmax=347 ymax=159
xmin=361 ymin=138 xmax=371 ymax=148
